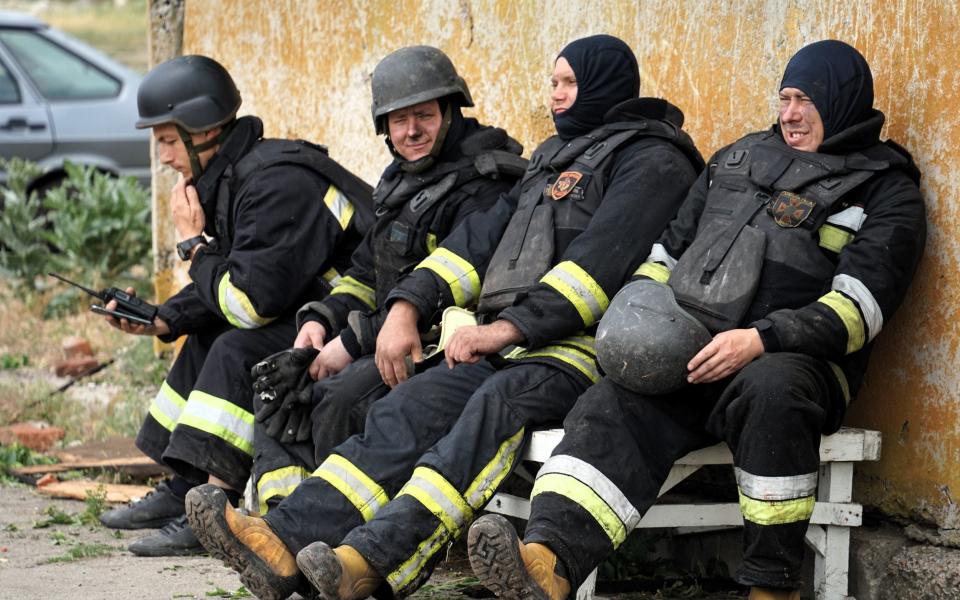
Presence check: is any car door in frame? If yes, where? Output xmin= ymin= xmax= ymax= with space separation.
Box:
xmin=0 ymin=43 xmax=53 ymax=162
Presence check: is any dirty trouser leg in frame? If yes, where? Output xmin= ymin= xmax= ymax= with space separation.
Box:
xmin=523 ymin=377 xmax=718 ymax=589
xmin=136 ymin=324 xmax=230 ymax=466
xmin=343 ymin=362 xmax=590 ymax=596
xmin=263 ymin=360 xmax=497 ymax=554
xmin=706 ymin=352 xmax=847 ymax=590
xmin=161 ymin=316 xmax=297 ymax=491
xmin=252 ymin=355 xmax=389 ymax=514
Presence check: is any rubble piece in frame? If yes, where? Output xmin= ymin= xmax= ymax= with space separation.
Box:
xmin=53 ymin=356 xmax=100 ymax=378
xmin=0 ymin=421 xmax=65 ymax=452
xmin=51 ymin=436 xmax=142 ymax=463
xmin=10 ymin=455 xmax=167 ymax=477
xmin=61 ymin=336 xmax=94 ymax=359
xmin=35 ymin=479 xmax=154 ymax=503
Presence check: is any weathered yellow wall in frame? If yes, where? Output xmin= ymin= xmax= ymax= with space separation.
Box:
xmin=180 ymin=0 xmax=960 ymax=528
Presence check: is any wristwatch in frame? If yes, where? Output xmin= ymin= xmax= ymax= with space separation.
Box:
xmin=176 ymin=235 xmax=207 ymax=261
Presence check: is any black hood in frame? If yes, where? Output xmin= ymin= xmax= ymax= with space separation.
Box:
xmin=605 ymin=97 xmax=705 ymax=173
xmin=194 ymin=115 xmax=263 ymax=236
xmin=553 ymin=34 xmax=640 ymax=140
xmin=779 ymin=39 xmax=874 ymax=140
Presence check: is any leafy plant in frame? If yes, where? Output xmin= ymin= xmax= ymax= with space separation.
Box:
xmin=33 ymin=505 xmax=77 ymax=528
xmin=0 ymin=158 xmax=51 ymax=287
xmin=205 ymin=586 xmax=252 ymax=598
xmin=44 ymin=541 xmax=116 ymax=563
xmin=41 ymin=161 xmax=152 ymax=290
xmin=80 ymin=485 xmax=108 ymax=525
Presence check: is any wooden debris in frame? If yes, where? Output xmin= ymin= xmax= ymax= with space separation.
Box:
xmin=35 ymin=479 xmax=154 ymax=503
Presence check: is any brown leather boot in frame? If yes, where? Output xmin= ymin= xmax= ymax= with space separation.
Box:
xmin=185 ymin=484 xmax=301 ymax=600
xmin=468 ymin=514 xmax=571 ymax=600
xmin=296 ymin=542 xmax=382 ymax=600
xmin=748 ymin=586 xmax=802 ymax=600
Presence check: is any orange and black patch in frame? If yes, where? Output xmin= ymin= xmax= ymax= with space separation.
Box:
xmin=550 ymin=171 xmax=583 ymax=200
xmin=770 ymin=191 xmax=815 ymax=228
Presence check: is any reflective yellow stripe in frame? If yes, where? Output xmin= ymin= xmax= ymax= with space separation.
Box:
xmin=519 ymin=343 xmax=600 ymax=383
xmin=818 ymin=224 xmax=854 ymax=253
xmin=827 ymin=361 xmax=851 ymax=405
xmin=148 ymin=381 xmax=186 ymax=432
xmin=324 ymin=185 xmax=354 ymax=231
xmin=322 ymin=268 xmax=342 ymax=287
xmin=331 ymin=275 xmax=376 ymax=310
xmin=176 ymin=390 xmax=254 ymax=455
xmin=558 ymin=335 xmax=596 ymax=356
xmin=399 ymin=467 xmax=473 ymax=537
xmin=426 ymin=232 xmax=438 ymax=253
xmin=738 ymin=489 xmax=815 ymax=526
xmin=388 ymin=522 xmax=447 ymax=592
xmin=634 ymin=261 xmax=671 ymax=283
xmin=217 ymin=271 xmax=275 ymax=329
xmin=818 ymin=291 xmax=865 ymax=354
xmin=540 ymin=261 xmax=609 ymax=327
xmin=257 ymin=466 xmax=310 ymax=514
xmin=312 ymin=454 xmax=388 ymax=522
xmin=735 ymin=468 xmax=817 ymax=501
xmin=415 ymin=248 xmax=481 ymax=307
xmin=464 ymin=428 xmax=525 ymax=507
xmin=532 ymin=472 xmax=629 ymax=547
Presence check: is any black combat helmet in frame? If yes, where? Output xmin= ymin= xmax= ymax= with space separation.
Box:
xmin=371 ymin=46 xmax=473 ymax=135
xmin=596 ymin=280 xmax=712 ymax=395
xmin=136 ymin=55 xmax=241 ymax=178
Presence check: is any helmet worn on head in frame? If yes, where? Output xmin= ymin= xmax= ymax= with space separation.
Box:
xmin=136 ymin=55 xmax=241 ymax=132
xmin=596 ymin=280 xmax=712 ymax=395
xmin=371 ymin=45 xmax=473 ymax=134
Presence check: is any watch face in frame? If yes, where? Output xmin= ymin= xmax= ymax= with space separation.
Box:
xmin=177 ymin=242 xmax=190 ymax=261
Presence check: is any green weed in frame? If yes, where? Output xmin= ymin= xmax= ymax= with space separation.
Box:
xmin=205 ymin=586 xmax=252 ymax=598
xmin=0 ymin=353 xmax=29 ymax=369
xmin=79 ymin=484 xmax=108 ymax=526
xmin=44 ymin=541 xmax=116 ymax=563
xmin=33 ymin=505 xmax=77 ymax=528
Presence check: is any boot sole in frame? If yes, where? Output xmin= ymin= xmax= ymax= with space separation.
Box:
xmin=467 ymin=515 xmax=552 ymax=600
xmin=185 ymin=485 xmax=296 ymax=600
xmin=295 ymin=542 xmax=343 ymax=600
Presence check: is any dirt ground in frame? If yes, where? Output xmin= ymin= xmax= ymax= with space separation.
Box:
xmin=0 ymin=484 xmax=749 ymax=600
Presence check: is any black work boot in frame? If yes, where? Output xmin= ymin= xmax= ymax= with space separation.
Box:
xmin=127 ymin=514 xmax=206 ymax=557
xmin=186 ymin=484 xmax=303 ymax=600
xmin=100 ymin=480 xmax=186 ymax=530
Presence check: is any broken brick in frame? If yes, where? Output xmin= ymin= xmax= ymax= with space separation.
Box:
xmin=61 ymin=336 xmax=93 ymax=359
xmin=54 ymin=356 xmax=100 ymax=378
xmin=0 ymin=422 xmax=65 ymax=452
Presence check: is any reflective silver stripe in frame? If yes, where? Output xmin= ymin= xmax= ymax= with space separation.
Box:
xmin=537 ymin=454 xmax=641 ymax=530
xmin=542 ymin=263 xmax=606 ymax=324
xmin=388 ymin=523 xmax=446 ymax=591
xmin=402 ymin=472 xmax=472 ymax=534
xmin=149 ymin=381 xmax=186 ymax=431
xmin=647 ymin=243 xmax=678 ymax=269
xmin=314 ymin=457 xmax=388 ymax=517
xmin=735 ymin=468 xmax=818 ymax=501
xmin=257 ymin=466 xmax=309 ymax=513
xmin=324 ymin=185 xmax=354 ymax=230
xmin=178 ymin=391 xmax=254 ymax=455
xmin=832 ymin=274 xmax=883 ymax=341
xmin=464 ymin=428 xmax=525 ymax=507
xmin=826 ymin=206 xmax=866 ymax=231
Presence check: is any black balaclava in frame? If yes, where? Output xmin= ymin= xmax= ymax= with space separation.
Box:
xmin=779 ymin=39 xmax=874 ymax=140
xmin=553 ymin=34 xmax=640 ymax=140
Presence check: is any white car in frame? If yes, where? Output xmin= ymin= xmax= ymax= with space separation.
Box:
xmin=0 ymin=10 xmax=150 ymax=193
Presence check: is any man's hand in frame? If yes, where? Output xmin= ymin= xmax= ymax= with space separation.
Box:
xmin=310 ymin=335 xmax=354 ymax=380
xmin=444 ymin=320 xmax=524 ymax=369
xmin=170 ymin=175 xmax=205 ymax=240
xmin=295 ymin=321 xmax=327 ymax=351
xmin=102 ymin=287 xmax=170 ymax=336
xmin=375 ymin=300 xmax=422 ymax=388
xmin=687 ymin=328 xmax=764 ymax=384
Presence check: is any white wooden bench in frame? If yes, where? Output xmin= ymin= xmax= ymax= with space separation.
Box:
xmin=484 ymin=426 xmax=881 ymax=600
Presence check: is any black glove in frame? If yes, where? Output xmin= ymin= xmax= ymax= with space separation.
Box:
xmin=251 ymin=347 xmax=319 ymax=414
xmin=261 ymin=377 xmax=316 ymax=444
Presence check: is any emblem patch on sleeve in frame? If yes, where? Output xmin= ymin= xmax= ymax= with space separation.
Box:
xmin=550 ymin=171 xmax=583 ymax=200
xmin=769 ymin=191 xmax=815 ymax=228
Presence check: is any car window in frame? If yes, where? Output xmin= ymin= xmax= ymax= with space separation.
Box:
xmin=0 ymin=59 xmax=20 ymax=104
xmin=0 ymin=29 xmax=120 ymax=100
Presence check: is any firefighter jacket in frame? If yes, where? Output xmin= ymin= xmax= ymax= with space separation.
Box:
xmin=294 ymin=120 xmax=527 ymax=358
xmin=156 ymin=116 xmax=374 ymax=341
xmin=388 ymin=98 xmax=704 ymax=384
xmin=634 ymin=110 xmax=926 ymax=396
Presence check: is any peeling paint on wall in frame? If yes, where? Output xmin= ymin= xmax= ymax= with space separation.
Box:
xmin=179 ymin=0 xmax=960 ymax=528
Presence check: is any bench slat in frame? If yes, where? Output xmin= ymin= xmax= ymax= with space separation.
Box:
xmin=522 ymin=427 xmax=881 ymax=464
